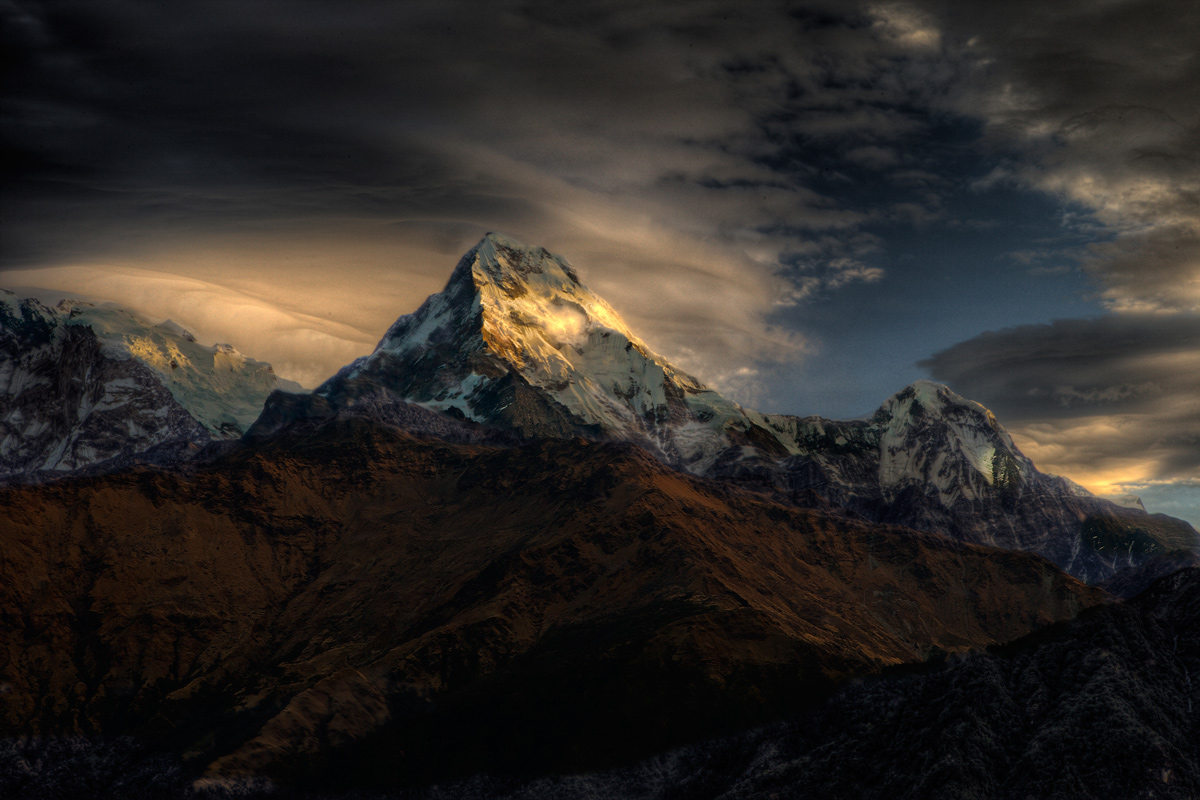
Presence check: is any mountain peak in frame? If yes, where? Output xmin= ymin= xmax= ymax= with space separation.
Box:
xmin=477 ymin=231 xmax=582 ymax=283
xmin=320 ymin=234 xmax=752 ymax=458
xmin=375 ymin=233 xmax=631 ymax=357
xmin=871 ymin=379 xmax=1029 ymax=493
xmin=154 ymin=318 xmax=197 ymax=342
xmin=892 ymin=379 xmax=979 ymax=411
xmin=882 ymin=380 xmax=1007 ymax=434
xmin=467 ymin=234 xmax=674 ymax=381
xmin=438 ymin=233 xmax=583 ymax=303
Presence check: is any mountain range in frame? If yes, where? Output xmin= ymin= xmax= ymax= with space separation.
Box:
xmin=254 ymin=233 xmax=1195 ymax=583
xmin=1 ymin=234 xmax=1197 ymax=796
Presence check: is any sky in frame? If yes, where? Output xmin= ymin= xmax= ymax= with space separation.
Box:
xmin=2 ymin=0 xmax=1198 ymax=523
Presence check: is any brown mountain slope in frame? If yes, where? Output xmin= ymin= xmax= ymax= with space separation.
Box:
xmin=0 ymin=417 xmax=1104 ymax=788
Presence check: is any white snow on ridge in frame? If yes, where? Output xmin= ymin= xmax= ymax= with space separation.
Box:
xmin=340 ymin=235 xmax=1049 ymax=503
xmin=316 ymin=234 xmax=1105 ymax=552
xmin=874 ymin=380 xmax=1033 ymax=505
xmin=61 ymin=302 xmax=300 ymax=436
xmin=1 ymin=291 xmax=299 ymax=439
xmin=417 ymin=371 xmax=487 ymax=421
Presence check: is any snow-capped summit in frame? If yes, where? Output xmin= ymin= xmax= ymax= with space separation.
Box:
xmin=750 ymin=380 xmax=1196 ymax=581
xmin=751 ymin=379 xmax=1043 ymax=507
xmin=874 ymin=380 xmax=1031 ymax=499
xmin=319 ymin=233 xmax=763 ymax=465
xmin=68 ymin=301 xmax=304 ymax=436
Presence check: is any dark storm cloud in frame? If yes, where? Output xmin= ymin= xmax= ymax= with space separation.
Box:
xmin=922 ymin=315 xmax=1200 ymax=421
xmin=2 ymin=0 xmax=557 ymax=258
xmin=0 ymin=1 xmax=969 ymax=260
xmin=926 ymin=0 xmax=1200 ymax=312
xmin=895 ymin=0 xmax=1200 ymax=517
xmin=1 ymin=0 xmax=978 ymax=400
xmin=4 ymin=0 xmax=1199 ymax=422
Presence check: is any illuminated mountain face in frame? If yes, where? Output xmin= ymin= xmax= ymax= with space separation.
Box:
xmin=314 ymin=232 xmax=764 ymax=468
xmin=310 ymin=236 xmax=1057 ymax=489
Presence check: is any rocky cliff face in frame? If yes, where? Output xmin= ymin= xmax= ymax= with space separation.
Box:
xmin=260 ymin=235 xmax=1196 ymax=583
xmin=0 ymin=291 xmax=301 ymax=479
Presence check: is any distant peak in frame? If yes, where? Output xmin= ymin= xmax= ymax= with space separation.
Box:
xmin=481 ymin=231 xmax=527 ymax=248
xmin=878 ymin=380 xmax=1009 ymax=436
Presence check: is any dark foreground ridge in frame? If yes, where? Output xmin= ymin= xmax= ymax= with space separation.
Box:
xmin=0 ymin=414 xmax=1099 ymax=792
xmin=446 ymin=567 xmax=1200 ymax=800
xmin=4 ymin=568 xmax=1196 ymax=799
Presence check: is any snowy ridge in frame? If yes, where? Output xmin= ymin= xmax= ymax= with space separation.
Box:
xmin=0 ymin=290 xmax=300 ymax=476
xmin=68 ymin=302 xmax=303 ymax=436
xmin=316 ymin=236 xmax=1072 ymax=497
xmin=875 ymin=381 xmax=1033 ymax=501
xmin=753 ymin=380 xmax=1200 ymax=580
xmin=762 ymin=380 xmax=1068 ymax=513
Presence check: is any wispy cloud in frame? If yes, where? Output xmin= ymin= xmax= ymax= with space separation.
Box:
xmin=934 ymin=1 xmax=1200 ymax=313
xmin=0 ymin=0 xmax=979 ymax=401
xmin=3 ymin=263 xmax=381 ymax=388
